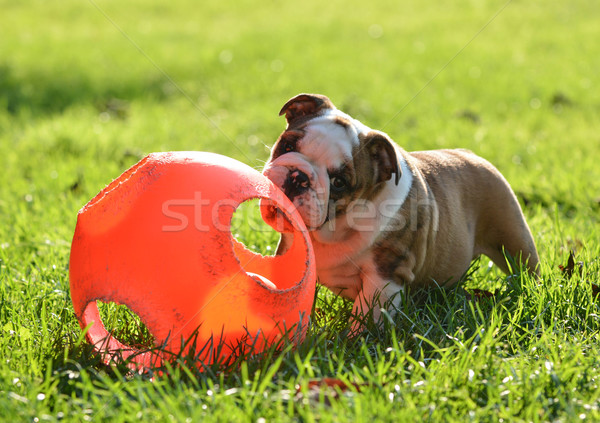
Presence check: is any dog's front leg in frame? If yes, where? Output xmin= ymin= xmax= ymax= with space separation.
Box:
xmin=350 ymin=266 xmax=404 ymax=333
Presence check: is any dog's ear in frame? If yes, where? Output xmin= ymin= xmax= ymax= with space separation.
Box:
xmin=279 ymin=94 xmax=335 ymax=126
xmin=363 ymin=131 xmax=401 ymax=185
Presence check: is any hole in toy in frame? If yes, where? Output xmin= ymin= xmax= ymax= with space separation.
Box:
xmin=230 ymin=198 xmax=280 ymax=256
xmin=231 ymin=198 xmax=309 ymax=292
xmin=96 ymin=301 xmax=155 ymax=350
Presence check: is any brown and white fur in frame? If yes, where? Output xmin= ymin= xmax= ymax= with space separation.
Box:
xmin=263 ymin=93 xmax=539 ymax=328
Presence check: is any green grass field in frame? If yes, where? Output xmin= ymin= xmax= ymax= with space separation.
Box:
xmin=1 ymin=0 xmax=600 ymax=421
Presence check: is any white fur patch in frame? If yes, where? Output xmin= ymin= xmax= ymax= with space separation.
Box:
xmin=375 ymin=153 xmax=413 ymax=232
xmin=298 ymin=109 xmax=369 ymax=170
xmin=327 ymin=109 xmax=372 ymax=137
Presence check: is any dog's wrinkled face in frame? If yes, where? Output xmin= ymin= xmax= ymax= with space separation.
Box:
xmin=263 ymin=94 xmax=400 ymax=234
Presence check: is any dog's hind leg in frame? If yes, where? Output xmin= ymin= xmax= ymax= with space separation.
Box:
xmin=478 ymin=187 xmax=540 ymax=276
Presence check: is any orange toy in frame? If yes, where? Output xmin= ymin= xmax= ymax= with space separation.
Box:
xmin=69 ymin=152 xmax=316 ymax=368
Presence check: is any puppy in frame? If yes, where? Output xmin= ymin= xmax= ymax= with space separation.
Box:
xmin=262 ymin=93 xmax=540 ymax=326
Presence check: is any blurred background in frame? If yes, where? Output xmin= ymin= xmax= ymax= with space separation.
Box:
xmin=1 ymin=3 xmax=599 ymax=419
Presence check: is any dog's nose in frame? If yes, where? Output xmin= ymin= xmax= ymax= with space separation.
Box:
xmin=282 ymin=170 xmax=310 ymax=198
xmin=290 ymin=170 xmax=309 ymax=188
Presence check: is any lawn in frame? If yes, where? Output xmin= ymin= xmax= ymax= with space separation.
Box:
xmin=1 ymin=0 xmax=600 ymax=421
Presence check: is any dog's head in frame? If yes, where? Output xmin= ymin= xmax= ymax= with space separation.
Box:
xmin=263 ymin=94 xmax=400 ymax=236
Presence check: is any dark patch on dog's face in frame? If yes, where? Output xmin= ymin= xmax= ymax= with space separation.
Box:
xmin=281 ymin=169 xmax=311 ymax=200
xmin=325 ymin=162 xmax=356 ymax=220
xmin=331 ymin=115 xmax=352 ymax=130
xmin=324 ymin=143 xmax=391 ymax=222
xmin=270 ymin=129 xmax=305 ymax=161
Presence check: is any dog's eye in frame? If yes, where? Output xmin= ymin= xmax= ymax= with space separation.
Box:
xmin=330 ymin=176 xmax=347 ymax=192
xmin=283 ymin=142 xmax=295 ymax=153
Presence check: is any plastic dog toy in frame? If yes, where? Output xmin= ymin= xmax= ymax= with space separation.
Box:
xmin=69 ymin=152 xmax=316 ymax=368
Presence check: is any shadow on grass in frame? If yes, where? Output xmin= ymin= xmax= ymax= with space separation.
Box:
xmin=0 ymin=63 xmax=171 ymax=117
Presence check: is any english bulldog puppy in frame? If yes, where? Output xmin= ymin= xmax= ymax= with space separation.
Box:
xmin=262 ymin=93 xmax=540 ymax=327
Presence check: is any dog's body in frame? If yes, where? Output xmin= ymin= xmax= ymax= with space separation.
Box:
xmin=263 ymin=94 xmax=539 ymax=323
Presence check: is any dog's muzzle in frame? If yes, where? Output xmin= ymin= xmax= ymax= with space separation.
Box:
xmin=263 ymin=159 xmax=330 ymax=230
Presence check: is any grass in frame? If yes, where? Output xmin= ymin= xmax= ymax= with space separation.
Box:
xmin=1 ymin=0 xmax=599 ymax=420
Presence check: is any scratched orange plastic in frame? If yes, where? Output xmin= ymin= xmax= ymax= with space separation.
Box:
xmin=69 ymin=152 xmax=316 ymax=368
